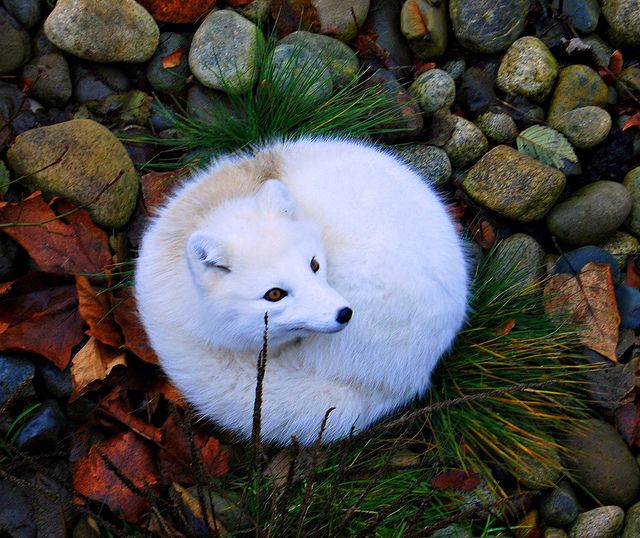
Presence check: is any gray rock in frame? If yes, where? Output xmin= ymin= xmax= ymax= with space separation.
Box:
xmin=495 ymin=233 xmax=545 ymax=290
xmin=189 ymin=9 xmax=263 ymax=95
xmin=624 ymin=166 xmax=640 ymax=236
xmin=512 ymin=452 xmax=563 ymax=490
xmin=443 ymin=59 xmax=466 ymax=82
xmin=270 ymin=43 xmax=333 ymax=104
xmin=552 ymin=0 xmax=601 ymax=33
xmin=496 ymin=36 xmax=558 ymax=102
xmin=0 ymin=8 xmax=30 ymax=74
xmin=547 ymin=65 xmax=608 ymax=125
xmin=552 ymin=106 xmax=611 ymax=148
xmin=400 ymin=0 xmax=448 ymax=58
xmin=279 ymin=31 xmax=360 ymax=90
xmin=410 ymin=69 xmax=455 ymax=115
xmin=598 ymin=231 xmax=639 ymax=269
xmin=21 ymin=53 xmax=72 ymax=107
xmin=236 ymin=0 xmax=271 ymax=24
xmin=436 ymin=113 xmax=488 ymax=169
xmin=463 ymin=145 xmax=565 ymax=222
xmin=623 ymin=501 xmax=640 ymax=538
xmin=581 ymin=34 xmax=615 ymax=67
xmin=0 ymin=354 xmax=35 ymax=408
xmin=186 ymin=84 xmax=237 ymax=124
xmin=474 ymin=111 xmax=518 ymax=144
xmin=569 ymin=506 xmax=624 ymax=538
xmin=146 ymin=32 xmax=191 ymax=95
xmin=460 ymin=67 xmax=497 ymax=118
xmin=602 ymin=0 xmax=640 ymax=47
xmin=7 ymin=119 xmax=140 ymax=228
xmin=565 ymin=419 xmax=640 ymax=506
xmin=73 ymin=63 xmax=131 ymax=103
xmin=449 ymin=0 xmax=528 ymax=53
xmin=3 ymin=0 xmax=40 ymax=29
xmin=392 ymin=145 xmax=451 ymax=186
xmin=615 ymin=283 xmax=640 ymax=330
xmin=539 ymin=481 xmax=579 ymax=527
xmin=546 ymin=181 xmax=632 ymax=246
xmin=15 ymin=400 xmax=66 ymax=453
xmin=44 ymin=0 xmax=159 ymax=63
xmin=0 ymin=480 xmax=36 ymax=538
xmin=365 ymin=0 xmax=411 ymax=80
xmin=307 ymin=0 xmax=370 ymax=42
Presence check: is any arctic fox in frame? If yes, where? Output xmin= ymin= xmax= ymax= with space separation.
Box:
xmin=135 ymin=138 xmax=469 ymax=445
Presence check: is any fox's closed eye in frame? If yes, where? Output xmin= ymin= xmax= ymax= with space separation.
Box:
xmin=310 ymin=257 xmax=319 ymax=273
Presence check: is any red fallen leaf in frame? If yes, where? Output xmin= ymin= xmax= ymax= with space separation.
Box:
xmin=431 ymin=470 xmax=481 ymax=492
xmin=623 ymin=112 xmax=640 ymax=131
xmin=609 ymin=50 xmax=624 ymax=77
xmin=161 ymin=48 xmax=185 ymax=69
xmin=627 ymin=256 xmax=640 ymax=289
xmin=544 ymin=262 xmax=620 ymax=362
xmin=0 ymin=280 xmax=14 ymax=297
xmin=75 ymin=276 xmax=123 ymax=348
xmin=0 ymin=274 xmax=84 ymax=369
xmin=226 ymin=0 xmax=253 ymax=5
xmin=615 ymin=402 xmax=640 ymax=446
xmin=140 ymin=169 xmax=185 ymax=214
xmin=497 ymin=319 xmax=517 ymax=336
xmin=414 ymin=60 xmax=437 ymax=77
xmin=469 ymin=219 xmax=496 ymax=250
xmin=136 ymin=0 xmax=216 ymax=23
xmin=112 ymin=287 xmax=159 ymax=364
xmin=150 ymin=378 xmax=186 ymax=408
xmin=73 ymin=431 xmax=159 ymax=523
xmin=271 ymin=0 xmax=321 ymax=38
xmin=99 ymin=389 xmax=162 ymax=444
xmin=0 ymin=192 xmax=112 ymax=276
xmin=158 ymin=414 xmax=228 ymax=485
xmin=70 ymin=337 xmax=127 ymax=401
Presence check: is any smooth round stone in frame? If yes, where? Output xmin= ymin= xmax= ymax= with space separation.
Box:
xmin=495 ymin=233 xmax=545 ymax=290
xmin=581 ymin=34 xmax=615 ymax=66
xmin=474 ymin=111 xmax=518 ymax=144
xmin=15 ymin=400 xmax=67 ymax=453
xmin=553 ymin=106 xmax=612 ymax=148
xmin=540 ymin=481 xmax=579 ymax=527
xmin=460 ymin=67 xmax=497 ymax=117
xmin=186 ymin=84 xmax=236 ymax=124
xmin=443 ymin=59 xmax=466 ymax=81
xmin=602 ymin=0 xmax=640 ymax=47
xmin=496 ymin=37 xmax=558 ymax=102
xmin=547 ymin=181 xmax=632 ymax=246
xmin=0 ymin=8 xmax=31 ymax=74
xmin=3 ymin=0 xmax=41 ymax=29
xmin=409 ymin=69 xmax=455 ymax=114
xmin=553 ymin=246 xmax=620 ymax=281
xmin=623 ymin=501 xmax=640 ymax=538
xmin=236 ymin=0 xmax=272 ymax=24
xmin=7 ymin=119 xmax=139 ymax=228
xmin=0 ymin=354 xmax=35 ymax=408
xmin=510 ymin=447 xmax=562 ymax=489
xmin=439 ymin=114 xmax=488 ymax=169
xmin=565 ymin=419 xmax=640 ymax=506
xmin=569 ymin=506 xmax=624 ymax=538
xmin=44 ymin=0 xmax=159 ymax=63
xmin=544 ymin=529 xmax=569 ymax=538
xmin=279 ymin=31 xmax=360 ymax=90
xmin=449 ymin=0 xmax=528 ymax=53
xmin=309 ymin=0 xmax=370 ymax=42
xmin=21 ymin=53 xmax=72 ymax=107
xmin=615 ymin=284 xmax=640 ymax=330
xmin=270 ymin=44 xmax=333 ymax=103
xmin=400 ymin=0 xmax=448 ymax=58
xmin=553 ymin=0 xmax=601 ymax=33
xmin=625 ymin=167 xmax=640 ymax=236
xmin=73 ymin=64 xmax=131 ymax=103
xmin=617 ymin=66 xmax=640 ymax=101
xmin=366 ymin=0 xmax=411 ymax=80
xmin=146 ymin=32 xmax=191 ymax=95
xmin=463 ymin=145 xmax=566 ymax=222
xmin=598 ymin=231 xmax=639 ymax=268
xmin=547 ymin=65 xmax=608 ymax=125
xmin=189 ymin=9 xmax=263 ymax=95
xmin=392 ymin=145 xmax=451 ymax=186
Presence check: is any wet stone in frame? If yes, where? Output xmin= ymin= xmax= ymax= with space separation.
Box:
xmin=460 ymin=67 xmax=497 ymax=118
xmin=615 ymin=284 xmax=640 ymax=330
xmin=553 ymin=106 xmax=612 ymax=148
xmin=3 ymin=0 xmax=41 ymax=29
xmin=547 ymin=65 xmax=608 ymax=125
xmin=0 ymin=354 xmax=36 ymax=408
xmin=539 ymin=481 xmax=579 ymax=527
xmin=617 ymin=66 xmax=640 ymax=101
xmin=400 ymin=0 xmax=448 ymax=58
xmin=602 ymin=0 xmax=640 ymax=47
xmin=443 ymin=59 xmax=466 ymax=82
xmin=146 ymin=32 xmax=191 ymax=95
xmin=366 ymin=0 xmax=411 ymax=80
xmin=494 ymin=233 xmax=545 ymax=290
xmin=15 ymin=399 xmax=67 ymax=453
xmin=21 ymin=53 xmax=72 ymax=108
xmin=553 ymin=0 xmax=601 ymax=33
xmin=598 ymin=231 xmax=640 ymax=269
xmin=569 ymin=506 xmax=624 ymax=538
xmin=436 ymin=113 xmax=488 ymax=169
xmin=623 ymin=501 xmax=640 ymax=538
xmin=544 ymin=529 xmax=569 ymax=538
xmin=474 ymin=111 xmax=518 ymax=144
xmin=72 ymin=63 xmax=131 ymax=104
xmin=553 ymin=246 xmax=620 ymax=281
xmin=0 ymin=7 xmax=31 ymax=75
xmin=392 ymin=145 xmax=451 ymax=186
xmin=409 ymin=68 xmax=455 ymax=114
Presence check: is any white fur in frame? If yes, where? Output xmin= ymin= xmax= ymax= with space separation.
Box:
xmin=135 ymin=138 xmax=469 ymax=445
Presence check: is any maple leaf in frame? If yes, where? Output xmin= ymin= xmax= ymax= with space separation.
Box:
xmin=112 ymin=287 xmax=159 ymax=364
xmin=161 ymin=48 xmax=185 ymax=69
xmin=0 ymin=192 xmax=112 ymax=276
xmin=75 ymin=276 xmax=123 ymax=348
xmin=73 ymin=431 xmax=159 ymax=523
xmin=0 ymin=274 xmax=84 ymax=369
xmin=70 ymin=337 xmax=127 ymax=401
xmin=544 ymin=262 xmax=620 ymax=361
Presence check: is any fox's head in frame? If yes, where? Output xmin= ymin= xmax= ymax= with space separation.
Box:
xmin=185 ymin=180 xmax=352 ymax=350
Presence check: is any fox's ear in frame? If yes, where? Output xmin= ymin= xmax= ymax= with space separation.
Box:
xmin=257 ymin=179 xmax=296 ymax=217
xmin=187 ymin=231 xmax=230 ymax=272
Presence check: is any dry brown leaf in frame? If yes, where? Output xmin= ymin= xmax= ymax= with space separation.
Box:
xmin=112 ymin=287 xmax=159 ymax=364
xmin=140 ymin=169 xmax=185 ymax=215
xmin=75 ymin=276 xmax=123 ymax=348
xmin=99 ymin=389 xmax=162 ymax=444
xmin=544 ymin=261 xmax=620 ymax=361
xmin=70 ymin=337 xmax=127 ymax=400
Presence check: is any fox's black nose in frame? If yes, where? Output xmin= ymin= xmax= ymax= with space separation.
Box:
xmin=336 ymin=307 xmax=353 ymax=324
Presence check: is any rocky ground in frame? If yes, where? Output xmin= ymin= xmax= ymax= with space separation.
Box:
xmin=2 ymin=0 xmax=640 ymax=536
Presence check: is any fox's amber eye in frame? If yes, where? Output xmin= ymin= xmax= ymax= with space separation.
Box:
xmin=310 ymin=257 xmax=320 ymax=273
xmin=264 ymin=288 xmax=287 ymax=302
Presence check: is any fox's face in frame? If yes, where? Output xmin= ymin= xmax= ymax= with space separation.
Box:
xmin=186 ymin=180 xmax=352 ymax=351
